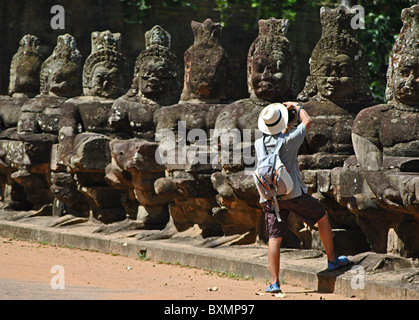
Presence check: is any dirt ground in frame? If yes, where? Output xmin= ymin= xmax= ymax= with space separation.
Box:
xmin=0 ymin=236 xmax=354 ymax=300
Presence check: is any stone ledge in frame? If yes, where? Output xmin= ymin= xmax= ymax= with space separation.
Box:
xmin=0 ymin=216 xmax=417 ymax=300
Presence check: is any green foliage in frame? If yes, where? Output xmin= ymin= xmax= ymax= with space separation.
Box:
xmin=121 ymin=0 xmax=313 ymax=26
xmin=357 ymin=0 xmax=417 ymax=103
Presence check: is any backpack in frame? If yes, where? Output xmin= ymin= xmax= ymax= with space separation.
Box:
xmin=253 ymin=134 xmax=294 ymax=222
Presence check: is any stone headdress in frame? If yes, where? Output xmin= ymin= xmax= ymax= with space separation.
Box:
xmin=82 ymin=30 xmax=128 ymax=93
xmin=298 ymin=5 xmax=373 ymax=103
xmin=8 ymin=34 xmax=43 ymax=97
xmin=247 ymin=17 xmax=298 ymax=100
xmin=40 ymin=34 xmax=82 ymax=97
xmin=127 ymin=25 xmax=179 ymax=99
xmin=385 ymin=4 xmax=419 ymax=103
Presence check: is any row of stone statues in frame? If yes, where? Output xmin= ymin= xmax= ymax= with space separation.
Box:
xmin=0 ymin=5 xmax=417 ymax=258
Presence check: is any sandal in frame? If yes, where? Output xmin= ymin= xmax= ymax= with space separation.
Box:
xmin=265 ymin=281 xmax=281 ymax=293
xmin=327 ymin=255 xmax=349 ymax=271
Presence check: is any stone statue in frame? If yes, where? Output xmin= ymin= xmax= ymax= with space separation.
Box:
xmin=54 ymin=30 xmax=129 ymax=223
xmin=105 ymin=25 xmax=180 ymax=230
xmin=0 ymin=35 xmax=43 ymax=210
xmin=8 ymin=34 xmax=43 ymax=99
xmin=11 ymin=34 xmax=82 ymax=210
xmin=297 ymin=5 xmax=374 ymax=165
xmin=179 ymin=19 xmax=231 ymax=104
xmin=108 ymin=25 xmax=180 ymax=139
xmin=337 ymin=4 xmax=419 ymax=257
xmin=291 ymin=5 xmax=375 ymax=255
xmin=151 ymin=19 xmax=232 ymax=240
xmin=211 ymin=18 xmax=299 ymax=245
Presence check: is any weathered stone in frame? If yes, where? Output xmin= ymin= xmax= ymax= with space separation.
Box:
xmin=179 ymin=19 xmax=231 ymax=103
xmin=154 ymin=19 xmax=232 ymax=238
xmin=82 ymin=30 xmax=128 ymax=98
xmin=105 ymin=25 xmax=180 ymax=228
xmin=0 ymin=35 xmax=44 ymax=210
xmin=336 ymin=4 xmax=419 ymax=258
xmin=54 ymin=31 xmax=129 ymax=223
xmin=10 ymin=34 xmax=83 ymax=210
xmin=296 ymin=5 xmax=374 ymax=254
xmin=8 ymin=35 xmax=43 ymax=98
xmin=210 ymin=18 xmax=298 ymax=244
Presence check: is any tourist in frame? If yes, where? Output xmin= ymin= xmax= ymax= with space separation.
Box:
xmin=255 ymin=102 xmax=349 ymax=293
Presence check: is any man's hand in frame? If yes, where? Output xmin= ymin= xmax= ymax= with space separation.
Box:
xmin=282 ymin=101 xmax=312 ymax=131
xmin=282 ymin=101 xmax=299 ymax=111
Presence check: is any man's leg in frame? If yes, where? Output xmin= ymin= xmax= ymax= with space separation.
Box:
xmin=268 ymin=237 xmax=282 ymax=284
xmin=317 ymin=213 xmax=335 ymax=262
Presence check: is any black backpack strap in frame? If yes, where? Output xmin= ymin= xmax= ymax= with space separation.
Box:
xmin=262 ymin=134 xmax=268 ymax=155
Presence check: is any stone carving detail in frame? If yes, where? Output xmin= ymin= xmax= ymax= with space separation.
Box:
xmin=39 ymin=34 xmax=82 ymax=98
xmin=0 ymin=9 xmax=417 ymax=260
xmin=105 ymin=25 xmax=180 ymax=229
xmin=82 ymin=31 xmax=128 ymax=98
xmin=152 ymin=19 xmax=231 ymax=239
xmin=54 ymin=31 xmax=129 ymax=223
xmin=0 ymin=34 xmax=81 ymax=211
xmin=0 ymin=35 xmax=43 ymax=136
xmin=211 ymin=18 xmax=299 ymax=245
xmin=334 ymin=4 xmax=419 ymax=257
xmin=179 ymin=19 xmax=231 ymax=104
xmin=8 ymin=34 xmax=43 ymax=98
xmin=0 ymin=35 xmax=44 ymax=210
xmin=296 ymin=6 xmax=375 ymax=255
xmin=297 ymin=5 xmax=374 ymax=163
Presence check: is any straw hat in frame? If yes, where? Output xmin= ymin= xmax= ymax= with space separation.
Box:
xmin=257 ymin=103 xmax=289 ymax=135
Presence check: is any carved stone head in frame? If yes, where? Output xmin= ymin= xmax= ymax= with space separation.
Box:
xmin=40 ymin=34 xmax=82 ymax=98
xmin=83 ymin=31 xmax=128 ymax=98
xmin=247 ymin=18 xmax=298 ymax=102
xmin=298 ymin=6 xmax=373 ymax=105
xmin=8 ymin=35 xmax=43 ymax=97
xmin=127 ymin=25 xmax=179 ymax=105
xmin=385 ymin=4 xmax=419 ymax=107
xmin=180 ymin=19 xmax=231 ymax=103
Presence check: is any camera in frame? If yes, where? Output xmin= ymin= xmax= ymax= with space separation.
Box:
xmin=288 ymin=108 xmax=296 ymax=123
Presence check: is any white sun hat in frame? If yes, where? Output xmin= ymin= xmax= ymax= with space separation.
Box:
xmin=257 ymin=103 xmax=289 ymax=135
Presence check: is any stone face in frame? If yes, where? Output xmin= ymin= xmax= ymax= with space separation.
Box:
xmin=39 ymin=34 xmax=82 ymax=98
xmin=54 ymin=31 xmax=129 ymax=223
xmin=179 ymin=19 xmax=231 ymax=103
xmin=247 ymin=18 xmax=298 ymax=103
xmin=8 ymin=35 xmax=43 ymax=98
xmin=334 ymin=4 xmax=419 ymax=258
xmin=297 ymin=5 xmax=374 ymax=160
xmin=106 ymin=25 xmax=180 ymax=228
xmin=82 ymin=31 xmax=128 ymax=98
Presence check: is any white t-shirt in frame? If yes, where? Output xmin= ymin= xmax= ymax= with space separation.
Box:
xmin=255 ymin=123 xmax=308 ymax=202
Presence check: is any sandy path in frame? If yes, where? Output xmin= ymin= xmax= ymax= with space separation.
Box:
xmin=0 ymin=236 xmax=353 ymax=300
